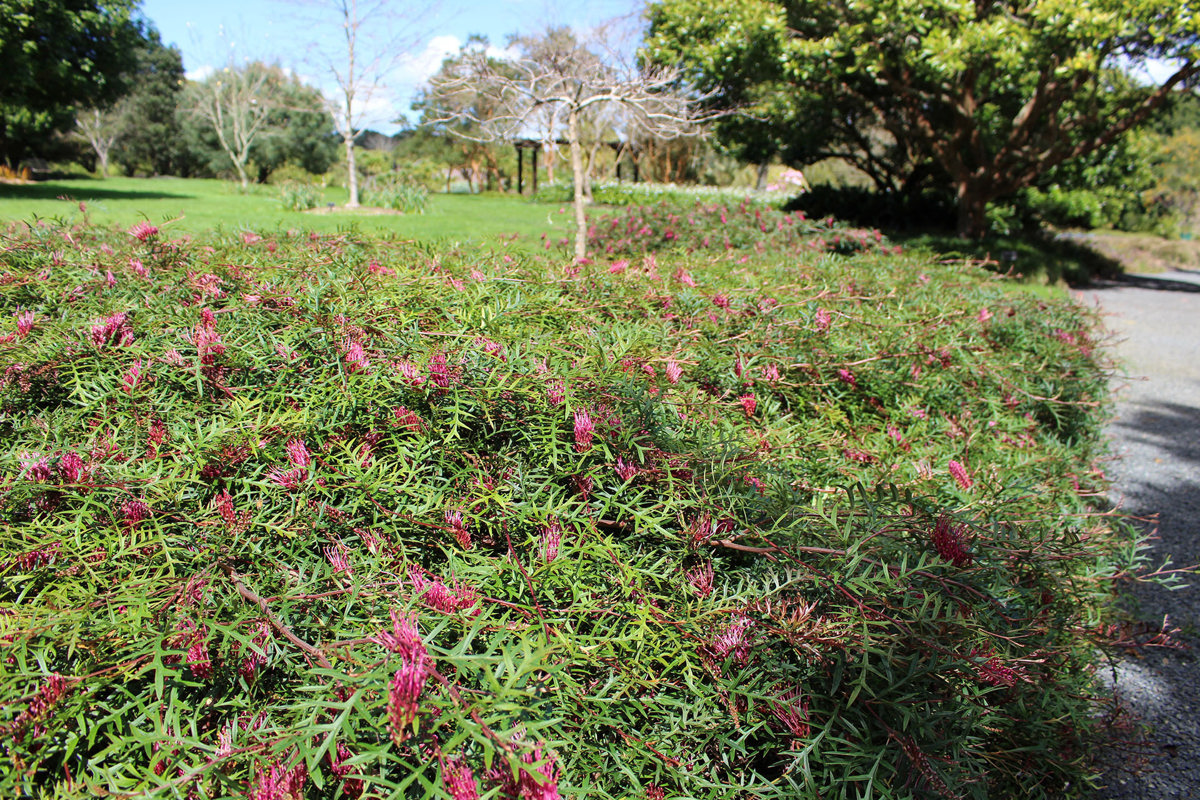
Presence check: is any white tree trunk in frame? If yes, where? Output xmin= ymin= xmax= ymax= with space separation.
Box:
xmin=568 ymin=107 xmax=588 ymax=261
xmin=346 ymin=133 xmax=360 ymax=207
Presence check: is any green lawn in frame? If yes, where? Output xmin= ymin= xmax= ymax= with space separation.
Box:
xmin=0 ymin=176 xmax=568 ymax=245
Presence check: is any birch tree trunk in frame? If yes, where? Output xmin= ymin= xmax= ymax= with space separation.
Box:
xmin=568 ymin=106 xmax=588 ymax=261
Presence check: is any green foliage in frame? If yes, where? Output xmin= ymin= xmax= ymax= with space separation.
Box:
xmin=277 ymin=180 xmax=324 ymax=212
xmin=0 ymin=210 xmax=1152 ymax=798
xmin=0 ymin=0 xmax=143 ymax=165
xmin=645 ymin=0 xmax=1200 ymax=237
xmin=109 ymin=28 xmax=188 ymax=177
xmin=361 ymin=175 xmax=430 ymax=214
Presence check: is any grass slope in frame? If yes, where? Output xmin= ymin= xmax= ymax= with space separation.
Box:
xmin=0 ymin=178 xmax=565 ymax=244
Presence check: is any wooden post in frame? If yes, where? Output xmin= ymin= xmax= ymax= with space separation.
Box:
xmin=517 ymin=145 xmax=524 ymax=195
xmin=532 ymin=146 xmax=539 ymax=195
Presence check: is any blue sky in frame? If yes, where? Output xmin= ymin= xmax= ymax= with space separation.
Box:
xmin=140 ymin=0 xmax=646 ymax=133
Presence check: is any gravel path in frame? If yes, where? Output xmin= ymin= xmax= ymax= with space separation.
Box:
xmin=1082 ymin=269 xmax=1200 ymax=798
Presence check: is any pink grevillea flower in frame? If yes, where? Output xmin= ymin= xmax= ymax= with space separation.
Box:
xmin=398 ymin=360 xmax=426 ymax=387
xmin=948 ymin=459 xmax=973 ymax=491
xmin=428 ymin=351 xmax=453 ymax=389
xmin=387 ymin=652 xmax=429 ymax=744
xmin=476 ymin=337 xmax=505 ymax=361
xmin=130 ymin=258 xmax=148 ymax=278
xmin=21 ymin=452 xmax=53 ymax=483
xmin=57 ymin=451 xmax=86 ymax=484
xmin=367 ymin=259 xmax=394 ymax=276
xmin=843 ymin=448 xmax=875 ymax=464
xmin=646 ymin=786 xmax=666 ymax=800
xmin=241 ymin=231 xmax=262 ymax=245
xmin=931 ymin=515 xmax=972 ymax=567
xmin=8 ymin=673 xmax=71 ymax=744
xmin=978 ymin=307 xmax=993 ymax=323
xmin=608 ymin=259 xmax=628 ymax=274
xmin=239 ymin=621 xmax=271 ymax=681
xmin=393 ymin=406 xmax=423 ymax=432
xmin=329 ymin=743 xmax=365 ymax=799
xmin=285 ymin=438 xmax=310 ymax=470
xmin=546 ymin=379 xmax=565 ymax=406
xmin=343 ymin=339 xmax=371 ymax=374
xmin=15 ymin=542 xmax=60 ymax=571
xmin=267 ymin=467 xmax=305 ymax=490
xmin=90 ymin=312 xmax=134 ymax=349
xmin=443 ymin=757 xmax=480 ymax=800
xmin=710 ymin=613 xmax=754 ymax=664
xmin=573 ymin=409 xmax=594 ymax=452
xmin=970 ymin=648 xmax=1020 ymax=688
xmin=192 ymin=321 xmax=225 ymax=365
xmin=712 ymin=294 xmax=730 ymax=309
xmin=186 ymin=629 xmax=213 ymax=680
xmin=15 ymin=309 xmax=35 ymax=338
xmin=675 ymin=269 xmax=697 ymax=287
xmin=121 ymin=359 xmax=146 ymax=394
xmin=738 ymin=394 xmax=757 ymax=418
xmin=324 ymin=542 xmax=354 ymax=576
xmin=837 ymin=368 xmax=857 ymax=388
xmin=686 ymin=560 xmax=714 ymax=598
xmin=129 ymin=221 xmax=159 ymax=241
xmin=541 ymin=519 xmax=564 ymax=562
xmin=771 ymin=686 xmax=811 ymax=740
xmin=761 ymin=364 xmax=781 ymax=383
xmin=121 ymin=499 xmax=151 ymax=528
xmin=249 ymin=760 xmax=307 ymax=800
xmin=411 ymin=570 xmax=480 ymax=615
xmin=373 ymin=610 xmax=427 ymax=663
xmin=518 ymin=744 xmax=561 ymax=800
xmin=614 ymin=457 xmax=639 ymax=482
xmin=687 ymin=514 xmax=714 ymax=549
xmin=665 ymin=360 xmax=683 ymax=385
xmin=813 ymin=307 xmax=831 ymax=333
xmin=445 ymin=509 xmax=471 ymax=549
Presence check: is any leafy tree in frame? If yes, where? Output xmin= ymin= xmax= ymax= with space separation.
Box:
xmin=249 ymin=75 xmax=339 ymax=181
xmin=0 ymin=0 xmax=143 ymax=166
xmin=109 ymin=27 xmax=186 ymax=176
xmin=645 ymin=0 xmax=1200 ymax=238
xmin=181 ymin=63 xmax=335 ymax=185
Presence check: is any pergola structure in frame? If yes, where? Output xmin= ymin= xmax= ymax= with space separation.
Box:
xmin=513 ymin=139 xmax=641 ymax=195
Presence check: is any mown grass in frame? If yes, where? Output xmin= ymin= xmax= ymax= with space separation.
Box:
xmin=0 ymin=177 xmax=566 ymax=245
xmin=0 ymin=202 xmax=1154 ymax=799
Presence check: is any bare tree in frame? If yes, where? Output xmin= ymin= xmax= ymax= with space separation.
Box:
xmin=75 ymin=108 xmax=121 ymax=177
xmin=186 ymin=62 xmax=277 ymax=189
xmin=426 ymin=26 xmax=713 ymax=260
xmin=285 ymin=0 xmax=434 ymax=208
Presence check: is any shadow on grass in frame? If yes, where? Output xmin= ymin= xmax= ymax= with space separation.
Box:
xmin=0 ymin=182 xmax=192 ymax=202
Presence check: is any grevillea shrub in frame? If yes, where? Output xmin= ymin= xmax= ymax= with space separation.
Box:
xmin=0 ymin=219 xmax=1152 ymax=799
xmin=583 ymin=199 xmax=891 ymax=259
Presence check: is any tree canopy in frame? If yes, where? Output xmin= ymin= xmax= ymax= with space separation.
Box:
xmin=645 ymin=0 xmax=1200 ymax=237
xmin=0 ymin=0 xmax=144 ymax=165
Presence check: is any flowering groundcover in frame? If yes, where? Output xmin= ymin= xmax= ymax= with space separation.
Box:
xmin=0 ymin=217 xmax=1148 ymax=799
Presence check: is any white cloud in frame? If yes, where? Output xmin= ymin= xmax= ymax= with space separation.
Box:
xmin=185 ymin=64 xmax=216 ymax=82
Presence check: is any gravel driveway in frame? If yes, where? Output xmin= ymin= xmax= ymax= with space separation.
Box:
xmin=1082 ymin=269 xmax=1200 ymax=798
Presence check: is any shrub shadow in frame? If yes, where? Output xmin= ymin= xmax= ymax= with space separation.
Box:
xmin=1094 ymin=398 xmax=1200 ymax=797
xmin=0 ymin=183 xmax=191 ymax=202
